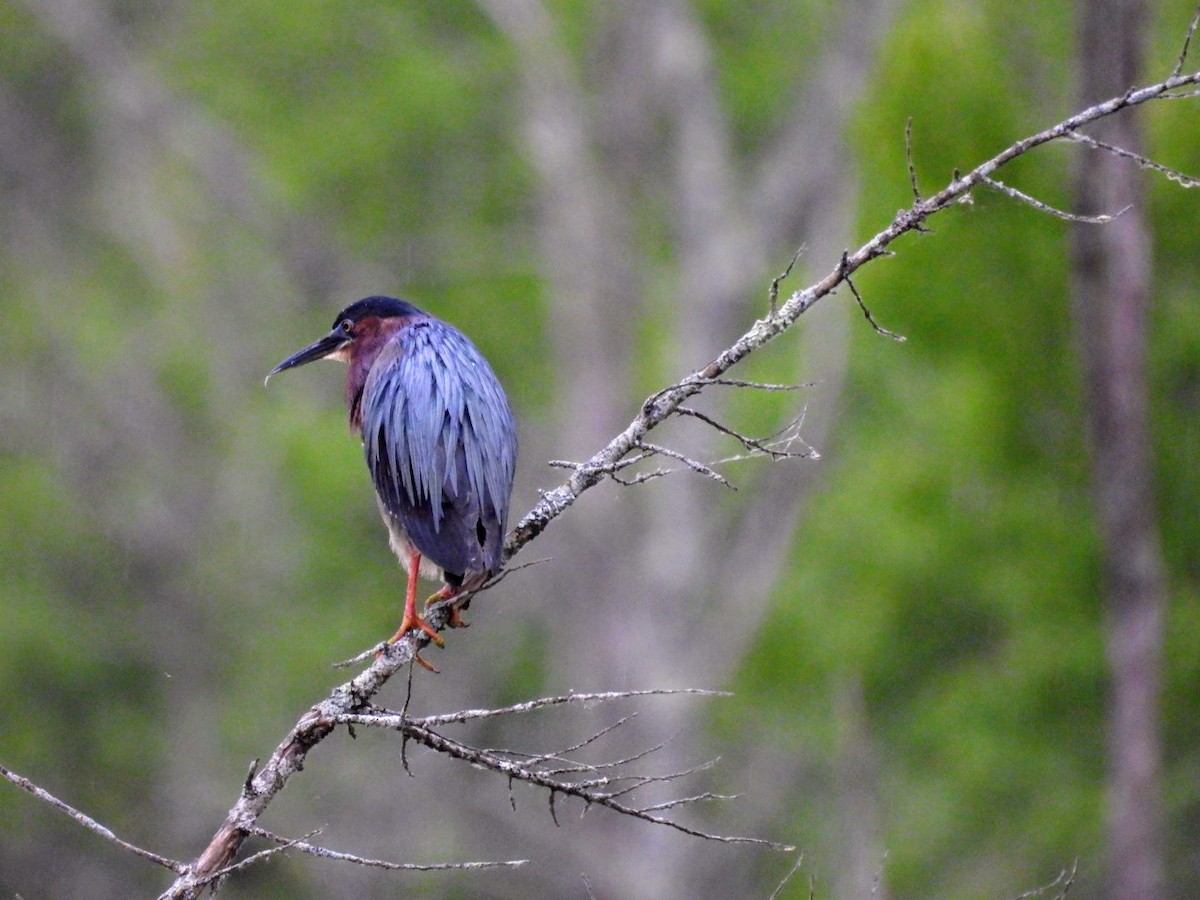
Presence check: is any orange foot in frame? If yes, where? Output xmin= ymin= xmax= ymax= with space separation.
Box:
xmin=388 ymin=608 xmax=445 ymax=648
xmin=382 ymin=613 xmax=443 ymax=672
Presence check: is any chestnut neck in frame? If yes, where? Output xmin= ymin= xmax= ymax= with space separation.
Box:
xmin=345 ymin=314 xmax=420 ymax=431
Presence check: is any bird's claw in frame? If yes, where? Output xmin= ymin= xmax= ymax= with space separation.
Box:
xmin=388 ymin=613 xmax=445 ymax=648
xmin=411 ymin=651 xmax=439 ymax=673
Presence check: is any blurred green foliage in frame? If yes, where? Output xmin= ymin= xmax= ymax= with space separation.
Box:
xmin=1 ymin=0 xmax=1198 ymax=897
xmin=734 ymin=2 xmax=1200 ymax=896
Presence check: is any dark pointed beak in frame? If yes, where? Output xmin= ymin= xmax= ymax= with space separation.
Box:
xmin=265 ymin=329 xmax=349 ymax=384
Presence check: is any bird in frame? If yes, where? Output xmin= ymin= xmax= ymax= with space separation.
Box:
xmin=267 ymin=296 xmax=517 ymax=662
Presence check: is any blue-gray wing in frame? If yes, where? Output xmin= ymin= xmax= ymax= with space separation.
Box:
xmin=361 ymin=318 xmax=517 ymax=578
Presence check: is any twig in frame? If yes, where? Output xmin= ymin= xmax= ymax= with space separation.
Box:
xmin=330 ymin=699 xmax=781 ymax=847
xmin=699 ymin=377 xmax=811 ymax=391
xmin=769 ymin=245 xmax=805 ymax=316
xmin=1065 ymin=131 xmax=1200 ymax=188
xmin=768 ymin=853 xmax=807 ymax=900
xmin=1 ymin=763 xmax=185 ymax=874
xmin=905 ymin=117 xmax=922 ymax=201
xmin=636 ymin=440 xmax=736 ymax=489
xmin=405 ymin=688 xmax=730 ymax=727
xmin=980 ymin=174 xmax=1130 ymax=222
xmin=1174 ymin=6 xmax=1200 ymax=77
xmin=1009 ymin=858 xmax=1078 ymax=900
xmin=332 ymin=641 xmax=391 ymax=668
xmin=397 ymin=719 xmax=794 ymax=850
xmin=633 ymin=790 xmax=738 ymax=813
xmin=839 ymin=252 xmax=907 ymax=342
xmin=521 ymin=714 xmax=641 ymax=769
xmin=549 ymin=453 xmax=650 ymax=473
xmin=247 ymin=826 xmax=527 ymax=872
xmin=676 ymin=406 xmax=814 ymax=462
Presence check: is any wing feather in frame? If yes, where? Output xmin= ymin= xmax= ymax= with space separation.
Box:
xmin=361 ymin=319 xmax=516 ymax=578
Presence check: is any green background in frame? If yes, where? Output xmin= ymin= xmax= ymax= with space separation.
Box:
xmin=1 ymin=1 xmax=1197 ymax=897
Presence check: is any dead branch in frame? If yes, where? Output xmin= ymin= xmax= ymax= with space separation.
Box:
xmin=340 ymin=711 xmax=793 ymax=851
xmin=768 ymin=245 xmax=805 ymax=316
xmin=1 ymin=763 xmax=185 ymax=874
xmin=769 ymin=853 xmax=809 ymax=900
xmin=839 ymin=251 xmax=908 ymax=342
xmin=1065 ymin=131 xmax=1200 ymax=188
xmin=979 ymin=174 xmax=1131 ymax=223
xmin=504 ymin=66 xmax=1200 ymax=564
xmin=247 ymin=826 xmax=527 ymax=873
xmin=905 ymin=117 xmax=922 ymax=202
xmin=1009 ymin=858 xmax=1078 ymax=900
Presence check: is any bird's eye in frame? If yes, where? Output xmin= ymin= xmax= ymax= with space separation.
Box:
xmin=339 ymin=319 xmax=354 ymax=335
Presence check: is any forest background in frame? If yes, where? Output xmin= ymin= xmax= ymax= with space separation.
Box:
xmin=1 ymin=0 xmax=1198 ymax=897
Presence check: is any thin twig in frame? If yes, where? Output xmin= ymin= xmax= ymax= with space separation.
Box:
xmin=1173 ymin=5 xmax=1200 ymax=77
xmin=247 ymin=826 xmax=527 ymax=872
xmin=676 ymin=407 xmax=814 ymax=462
xmin=520 ymin=714 xmax=640 ymax=768
xmin=548 ymin=453 xmax=650 ymax=473
xmin=1066 ymin=131 xmax=1200 ymax=187
xmin=405 ymin=688 xmax=731 ymax=728
xmin=1 ymin=764 xmax=185 ymax=874
xmin=839 ymin=252 xmax=907 ymax=342
xmin=769 ymin=245 xmax=805 ymax=317
xmin=399 ymin=720 xmax=793 ymax=850
xmin=905 ymin=117 xmax=921 ymax=201
xmin=980 ymin=174 xmax=1130 ymax=222
xmin=768 ymin=853 xmax=806 ymax=900
xmin=1009 ymin=858 xmax=1079 ymax=900
xmin=636 ymin=791 xmax=739 ymax=813
xmin=636 ymin=440 xmax=736 ymax=488
xmin=700 ymin=377 xmax=811 ymax=391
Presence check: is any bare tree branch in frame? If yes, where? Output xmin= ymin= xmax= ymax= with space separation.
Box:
xmin=906 ymin=117 xmax=922 ymax=202
xmin=980 ymin=174 xmax=1131 ymax=223
xmin=769 ymin=245 xmax=805 ymax=316
xmin=247 ymin=826 xmax=527 ymax=873
xmin=375 ymin=715 xmax=794 ymax=850
xmin=504 ymin=65 xmax=1200 ymax=562
xmin=1172 ymin=6 xmax=1200 ymax=76
xmin=839 ymin=251 xmax=908 ymax=342
xmin=769 ymin=853 xmax=809 ymax=900
xmin=1065 ymin=131 xmax=1200 ymax=187
xmin=409 ymin=689 xmax=730 ymax=727
xmin=0 ymin=763 xmax=185 ymax=874
xmin=1009 ymin=858 xmax=1078 ymax=900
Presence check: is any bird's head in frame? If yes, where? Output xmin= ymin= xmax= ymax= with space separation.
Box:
xmin=266 ymin=296 xmax=425 ymax=382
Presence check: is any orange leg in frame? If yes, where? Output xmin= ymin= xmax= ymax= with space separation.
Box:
xmin=388 ymin=548 xmax=445 ymax=650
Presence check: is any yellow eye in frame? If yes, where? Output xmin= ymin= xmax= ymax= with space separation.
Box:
xmin=340 ymin=319 xmax=354 ymax=335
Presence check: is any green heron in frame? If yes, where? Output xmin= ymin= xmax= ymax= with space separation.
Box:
xmin=268 ymin=296 xmax=517 ymax=658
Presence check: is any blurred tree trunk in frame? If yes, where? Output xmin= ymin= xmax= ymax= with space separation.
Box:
xmin=1072 ymin=1 xmax=1166 ymax=898
xmin=476 ymin=0 xmax=894 ymax=895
